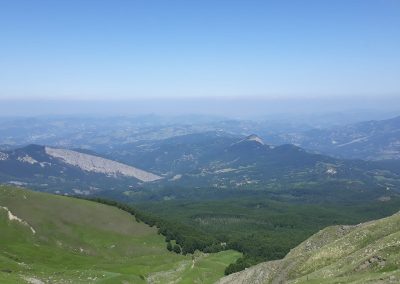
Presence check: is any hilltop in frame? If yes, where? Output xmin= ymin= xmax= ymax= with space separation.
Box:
xmin=0 ymin=186 xmax=240 ymax=283
xmin=218 ymin=211 xmax=400 ymax=283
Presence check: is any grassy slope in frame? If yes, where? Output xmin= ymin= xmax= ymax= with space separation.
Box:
xmin=0 ymin=186 xmax=240 ymax=283
xmin=219 ymin=211 xmax=400 ymax=284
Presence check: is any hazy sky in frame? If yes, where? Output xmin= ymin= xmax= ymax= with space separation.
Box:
xmin=1 ymin=0 xmax=399 ymax=101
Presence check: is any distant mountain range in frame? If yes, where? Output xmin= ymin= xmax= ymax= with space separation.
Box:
xmin=1 ymin=115 xmax=399 ymax=161
xmin=276 ymin=115 xmax=400 ymax=160
xmin=2 ymin=131 xmax=399 ymax=200
xmin=107 ymin=132 xmax=400 ymax=193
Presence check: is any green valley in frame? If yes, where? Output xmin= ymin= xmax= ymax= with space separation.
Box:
xmin=137 ymin=194 xmax=400 ymax=275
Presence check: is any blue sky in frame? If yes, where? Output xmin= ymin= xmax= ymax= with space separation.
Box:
xmin=0 ymin=0 xmax=399 ymax=100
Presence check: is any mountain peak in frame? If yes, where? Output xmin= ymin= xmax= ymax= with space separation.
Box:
xmin=22 ymin=144 xmax=45 ymax=152
xmin=245 ymin=134 xmax=264 ymax=145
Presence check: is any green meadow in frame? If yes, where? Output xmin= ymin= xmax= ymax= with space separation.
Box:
xmin=0 ymin=186 xmax=240 ymax=283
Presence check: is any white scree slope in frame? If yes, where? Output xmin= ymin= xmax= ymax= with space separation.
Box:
xmin=45 ymin=147 xmax=162 ymax=182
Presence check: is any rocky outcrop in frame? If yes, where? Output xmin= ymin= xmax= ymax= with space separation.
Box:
xmin=45 ymin=147 xmax=162 ymax=182
xmin=0 ymin=152 xmax=8 ymax=161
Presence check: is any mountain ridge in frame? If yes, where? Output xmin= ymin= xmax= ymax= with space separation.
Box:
xmin=280 ymin=115 xmax=400 ymax=160
xmin=2 ymin=134 xmax=400 ymax=200
xmin=0 ymin=144 xmax=163 ymax=196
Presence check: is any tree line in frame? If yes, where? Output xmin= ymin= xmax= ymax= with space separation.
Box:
xmin=83 ymin=197 xmax=227 ymax=255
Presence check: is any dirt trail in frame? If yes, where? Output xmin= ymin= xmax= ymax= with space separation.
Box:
xmin=0 ymin=206 xmax=36 ymax=234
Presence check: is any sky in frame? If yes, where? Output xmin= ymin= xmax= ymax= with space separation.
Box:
xmin=0 ymin=0 xmax=399 ymax=104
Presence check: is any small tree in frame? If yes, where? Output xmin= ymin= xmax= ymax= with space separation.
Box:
xmin=173 ymin=244 xmax=181 ymax=254
xmin=167 ymin=241 xmax=172 ymax=251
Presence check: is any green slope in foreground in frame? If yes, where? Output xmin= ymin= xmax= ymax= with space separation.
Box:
xmin=219 ymin=210 xmax=400 ymax=284
xmin=0 ymin=186 xmax=240 ymax=284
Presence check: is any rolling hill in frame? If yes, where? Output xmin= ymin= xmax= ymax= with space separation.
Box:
xmin=218 ymin=211 xmax=400 ymax=283
xmin=278 ymin=115 xmax=400 ymax=160
xmin=0 ymin=186 xmax=240 ymax=283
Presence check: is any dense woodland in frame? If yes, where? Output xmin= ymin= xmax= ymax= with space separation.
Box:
xmin=86 ymin=194 xmax=400 ymax=274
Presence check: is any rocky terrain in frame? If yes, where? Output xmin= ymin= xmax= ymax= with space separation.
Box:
xmin=218 ymin=211 xmax=400 ymax=283
xmin=45 ymin=147 xmax=162 ymax=182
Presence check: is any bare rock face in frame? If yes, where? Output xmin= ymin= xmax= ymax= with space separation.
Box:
xmin=17 ymin=155 xmax=38 ymax=164
xmin=245 ymin=134 xmax=265 ymax=145
xmin=0 ymin=152 xmax=8 ymax=161
xmin=218 ymin=261 xmax=281 ymax=284
xmin=45 ymin=147 xmax=162 ymax=182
